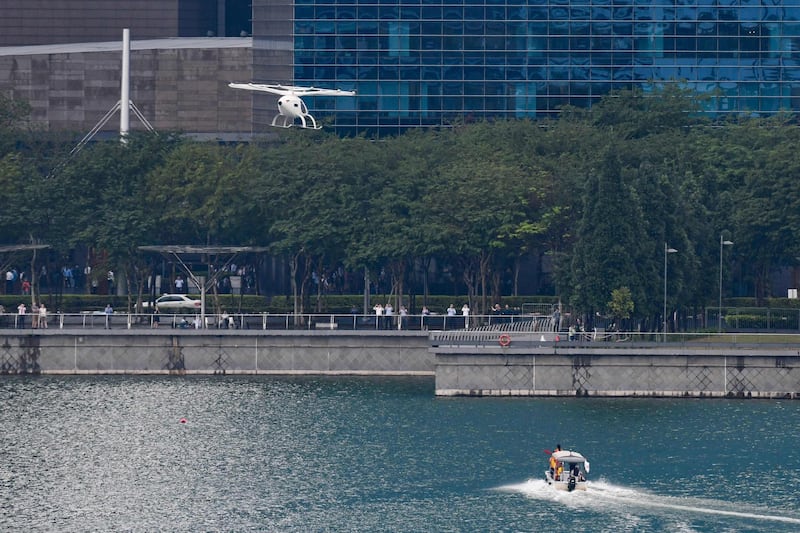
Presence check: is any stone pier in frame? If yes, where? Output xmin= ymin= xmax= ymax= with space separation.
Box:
xmin=433 ymin=343 xmax=800 ymax=398
xmin=0 ymin=330 xmax=433 ymax=375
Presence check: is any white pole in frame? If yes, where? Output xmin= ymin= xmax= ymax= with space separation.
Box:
xmin=120 ymin=28 xmax=130 ymax=140
xmin=663 ymin=243 xmax=668 ymax=342
xmin=663 ymin=243 xmax=677 ymax=342
xmin=718 ymin=235 xmax=733 ymax=333
xmin=718 ymin=234 xmax=723 ymax=333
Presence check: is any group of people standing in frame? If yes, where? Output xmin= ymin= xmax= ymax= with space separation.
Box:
xmin=446 ymin=303 xmax=471 ymax=328
xmin=366 ymin=302 xmax=473 ymax=329
xmin=372 ymin=302 xmax=409 ymax=329
xmin=10 ymin=302 xmax=49 ymax=329
xmin=5 ymin=265 xmax=113 ymax=295
xmin=5 ymin=268 xmax=24 ymax=295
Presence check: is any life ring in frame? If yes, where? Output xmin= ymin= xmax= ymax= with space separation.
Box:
xmin=499 ymin=334 xmax=511 ymax=347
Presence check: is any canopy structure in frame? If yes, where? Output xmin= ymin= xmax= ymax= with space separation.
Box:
xmin=138 ymin=245 xmax=267 ymax=255
xmin=138 ymin=245 xmax=268 ymax=326
xmin=0 ymin=244 xmax=51 ymax=269
xmin=551 ymin=450 xmax=587 ymax=464
xmin=0 ymin=244 xmax=51 ymax=254
xmin=0 ymin=244 xmax=51 ymax=271
xmin=0 ymin=244 xmax=51 ymax=303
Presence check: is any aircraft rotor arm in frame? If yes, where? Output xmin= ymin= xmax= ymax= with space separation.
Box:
xmin=229 ymin=83 xmax=356 ymax=97
xmin=228 ymin=83 xmax=290 ymax=96
xmin=292 ymin=88 xmax=357 ymax=97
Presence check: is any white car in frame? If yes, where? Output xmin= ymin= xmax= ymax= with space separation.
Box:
xmin=141 ymin=294 xmax=202 ymax=310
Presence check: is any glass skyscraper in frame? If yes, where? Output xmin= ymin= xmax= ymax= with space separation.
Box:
xmin=253 ymin=0 xmax=800 ymax=135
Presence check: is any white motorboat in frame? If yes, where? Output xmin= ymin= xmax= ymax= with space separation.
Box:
xmin=544 ymin=449 xmax=590 ymax=491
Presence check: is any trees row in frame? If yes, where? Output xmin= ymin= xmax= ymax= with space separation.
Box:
xmin=2 ymin=88 xmax=800 ymax=327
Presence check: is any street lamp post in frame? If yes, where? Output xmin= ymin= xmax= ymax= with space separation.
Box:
xmin=718 ymin=234 xmax=733 ymax=333
xmin=663 ymin=243 xmax=677 ymax=342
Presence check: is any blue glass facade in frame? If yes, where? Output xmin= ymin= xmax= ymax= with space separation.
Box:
xmin=280 ymin=0 xmax=800 ymax=134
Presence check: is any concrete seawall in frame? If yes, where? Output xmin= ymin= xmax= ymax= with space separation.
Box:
xmin=3 ymin=330 xmax=800 ymax=399
xmin=433 ymin=344 xmax=800 ymax=399
xmin=0 ymin=330 xmax=433 ymax=375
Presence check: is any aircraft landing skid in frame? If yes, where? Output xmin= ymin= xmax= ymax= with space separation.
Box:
xmin=271 ymin=113 xmax=322 ymax=130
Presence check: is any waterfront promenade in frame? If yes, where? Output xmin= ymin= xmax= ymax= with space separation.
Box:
xmin=1 ymin=316 xmax=799 ymax=399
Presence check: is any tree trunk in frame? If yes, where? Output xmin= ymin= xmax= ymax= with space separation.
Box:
xmin=315 ymin=257 xmax=324 ymax=313
xmin=296 ymin=252 xmax=313 ymax=326
xmin=461 ymin=257 xmax=478 ymax=316
xmin=388 ymin=259 xmax=406 ymax=311
xmin=421 ymin=256 xmax=431 ymax=306
xmin=29 ymin=246 xmax=37 ymax=308
xmin=479 ymin=250 xmax=491 ymax=317
xmin=491 ymin=270 xmax=501 ymax=307
xmin=290 ymin=250 xmax=301 ymax=325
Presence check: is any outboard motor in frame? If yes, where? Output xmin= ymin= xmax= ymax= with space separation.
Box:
xmin=567 ymin=475 xmax=576 ymax=492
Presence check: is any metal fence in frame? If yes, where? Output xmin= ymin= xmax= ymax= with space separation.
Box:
xmin=706 ymin=307 xmax=800 ymax=331
xmin=3 ymin=306 xmax=799 ymax=333
xmin=0 ymin=311 xmax=550 ymax=331
xmin=431 ymin=329 xmax=800 ymax=348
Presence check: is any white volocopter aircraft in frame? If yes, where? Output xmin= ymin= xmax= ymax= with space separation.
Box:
xmin=229 ymin=82 xmax=356 ymax=130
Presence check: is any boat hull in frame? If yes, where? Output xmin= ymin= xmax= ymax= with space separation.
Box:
xmin=544 ymin=471 xmax=587 ymax=491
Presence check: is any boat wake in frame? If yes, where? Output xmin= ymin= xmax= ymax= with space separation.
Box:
xmin=496 ymin=478 xmax=800 ymax=526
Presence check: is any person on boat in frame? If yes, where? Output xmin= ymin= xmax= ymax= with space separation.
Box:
xmin=549 ymin=444 xmax=561 ymax=477
xmin=556 ymin=463 xmax=563 ymax=481
xmin=551 ymin=444 xmax=563 ymax=479
xmin=570 ymin=463 xmax=586 ymax=482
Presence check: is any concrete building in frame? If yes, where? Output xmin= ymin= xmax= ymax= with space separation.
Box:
xmin=0 ymin=1 xmax=252 ymax=46
xmin=0 ymin=38 xmax=253 ymax=138
xmin=0 ymin=1 xmax=254 ymax=138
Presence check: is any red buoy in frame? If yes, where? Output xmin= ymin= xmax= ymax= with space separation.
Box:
xmin=179 ymin=418 xmax=187 ymax=424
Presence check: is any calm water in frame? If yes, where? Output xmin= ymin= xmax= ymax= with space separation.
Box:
xmin=1 ymin=375 xmax=798 ymax=532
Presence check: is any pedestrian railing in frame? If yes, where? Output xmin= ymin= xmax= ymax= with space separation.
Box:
xmin=2 ymin=313 xmax=799 ymax=349
xmin=431 ymin=329 xmax=800 ymax=348
xmin=0 ymin=311 xmax=546 ymax=332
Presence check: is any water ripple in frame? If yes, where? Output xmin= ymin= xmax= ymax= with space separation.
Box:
xmin=1 ymin=376 xmax=798 ymax=531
